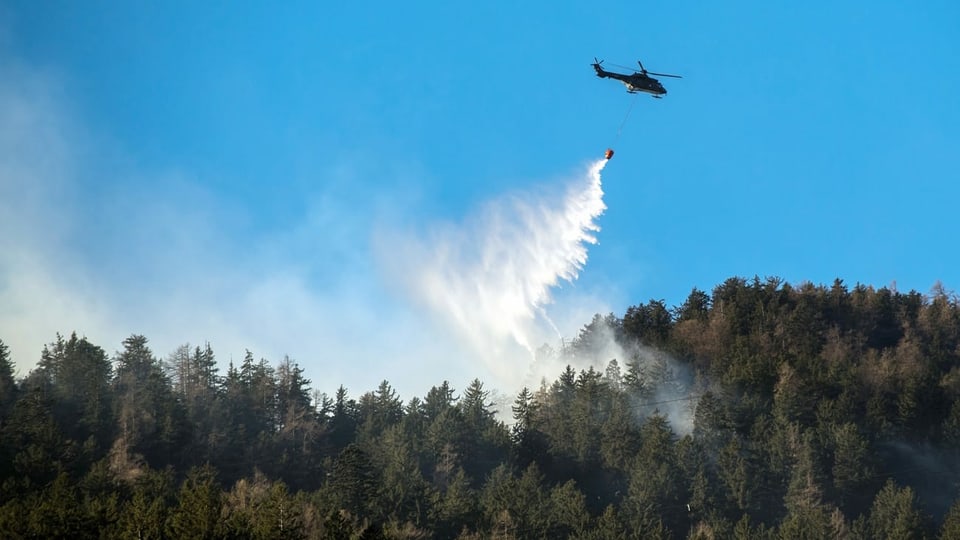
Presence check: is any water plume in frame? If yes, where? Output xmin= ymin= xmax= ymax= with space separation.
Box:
xmin=383 ymin=158 xmax=608 ymax=386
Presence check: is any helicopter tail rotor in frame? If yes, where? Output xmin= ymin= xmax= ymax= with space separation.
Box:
xmin=592 ymin=58 xmax=607 ymax=77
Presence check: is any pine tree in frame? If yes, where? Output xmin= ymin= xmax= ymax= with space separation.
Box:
xmin=548 ymin=479 xmax=589 ymax=537
xmin=22 ymin=472 xmax=94 ymax=538
xmin=113 ymin=335 xmax=188 ymax=470
xmin=3 ymin=370 xmax=75 ymax=489
xmin=424 ymin=381 xmax=457 ymax=423
xmin=39 ymin=333 xmax=114 ymax=458
xmin=274 ymin=356 xmax=324 ymax=490
xmin=458 ymin=379 xmax=510 ymax=483
xmin=114 ymin=467 xmax=176 ymax=538
xmin=622 ymin=414 xmax=686 ymax=534
xmin=430 ymin=467 xmax=477 ymax=538
xmin=940 ymin=497 xmax=960 ymax=539
xmin=331 ymin=443 xmax=379 ymax=520
xmin=166 ymin=465 xmax=224 ymax=540
xmin=0 ymin=338 xmax=18 ymax=489
xmin=829 ymin=422 xmax=872 ymax=512
xmin=0 ymin=338 xmax=16 ymax=422
xmin=331 ymin=385 xmax=358 ymax=454
xmin=251 ymin=481 xmax=304 ymax=540
xmin=865 ymin=479 xmax=930 ymax=539
xmin=377 ymin=425 xmax=431 ymax=526
xmin=511 ymin=387 xmax=546 ymax=469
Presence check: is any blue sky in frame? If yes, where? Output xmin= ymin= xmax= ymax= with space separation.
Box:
xmin=1 ymin=2 xmax=958 ymax=399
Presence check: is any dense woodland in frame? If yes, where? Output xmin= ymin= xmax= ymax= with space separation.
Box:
xmin=3 ymin=276 xmax=960 ymax=538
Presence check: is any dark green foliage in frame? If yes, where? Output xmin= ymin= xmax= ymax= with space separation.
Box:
xmin=358 ymin=380 xmax=404 ymax=442
xmin=479 ymin=463 xmax=549 ymax=537
xmin=549 ymin=479 xmax=590 ymax=537
xmin=331 ymin=443 xmax=379 ymax=520
xmin=676 ymin=288 xmax=712 ymax=323
xmin=2 ymin=370 xmax=79 ymax=491
xmin=113 ymin=335 xmax=189 ymax=470
xmin=167 ymin=465 xmax=225 ymax=539
xmin=114 ymin=467 xmax=177 ymax=539
xmin=430 ymin=467 xmax=478 ymax=538
xmin=865 ymin=479 xmax=931 ymax=539
xmin=0 ymin=472 xmax=97 ymax=539
xmin=0 ymin=340 xmax=15 ymax=500
xmin=2 ymin=277 xmax=960 ymax=537
xmin=512 ymin=386 xmax=547 ymax=470
xmin=828 ymin=422 xmax=873 ymax=512
xmin=168 ymin=343 xmax=224 ymax=469
xmin=941 ymin=498 xmax=960 ymax=539
xmin=623 ymin=300 xmax=673 ymax=346
xmin=39 ymin=334 xmax=114 ymax=466
xmin=622 ymin=414 xmax=688 ymax=534
xmin=223 ymin=475 xmax=305 ymax=540
xmin=580 ymin=505 xmax=628 ymax=540
xmin=376 ymin=424 xmax=432 ymax=525
xmin=456 ymin=379 xmax=511 ymax=485
xmin=331 ymin=385 xmax=359 ymax=453
xmin=273 ymin=356 xmax=326 ymax=491
xmin=0 ymin=338 xmax=17 ymax=423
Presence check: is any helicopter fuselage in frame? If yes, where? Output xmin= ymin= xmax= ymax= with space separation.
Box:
xmin=598 ymin=70 xmax=666 ymax=96
xmin=622 ymin=78 xmax=666 ymax=96
xmin=592 ymin=62 xmax=674 ymax=97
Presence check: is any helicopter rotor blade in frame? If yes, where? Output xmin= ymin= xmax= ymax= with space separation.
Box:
xmin=646 ymin=71 xmax=682 ymax=78
xmin=597 ymin=58 xmax=679 ymax=76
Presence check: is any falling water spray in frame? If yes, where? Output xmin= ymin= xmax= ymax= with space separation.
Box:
xmin=388 ymin=158 xmax=609 ymax=386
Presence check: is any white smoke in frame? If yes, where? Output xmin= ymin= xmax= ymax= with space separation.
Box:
xmin=381 ymin=159 xmax=608 ymax=387
xmin=534 ymin=314 xmax=698 ymax=435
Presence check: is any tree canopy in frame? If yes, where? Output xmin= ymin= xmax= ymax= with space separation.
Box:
xmin=1 ymin=277 xmax=959 ymax=538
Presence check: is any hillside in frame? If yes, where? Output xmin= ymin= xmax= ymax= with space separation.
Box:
xmin=2 ymin=276 xmax=959 ymax=538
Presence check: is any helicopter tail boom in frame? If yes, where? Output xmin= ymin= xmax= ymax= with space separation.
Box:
xmin=592 ymin=58 xmax=609 ymax=78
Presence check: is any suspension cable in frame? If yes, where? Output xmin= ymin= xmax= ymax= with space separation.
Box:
xmin=614 ymin=93 xmax=640 ymax=142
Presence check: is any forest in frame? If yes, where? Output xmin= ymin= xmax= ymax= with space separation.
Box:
xmin=3 ymin=276 xmax=960 ymax=539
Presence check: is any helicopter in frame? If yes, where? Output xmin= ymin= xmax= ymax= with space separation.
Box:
xmin=592 ymin=58 xmax=682 ymax=98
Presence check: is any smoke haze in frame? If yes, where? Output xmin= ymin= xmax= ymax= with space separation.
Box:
xmin=4 ymin=55 xmax=688 ymax=413
xmin=0 ymin=58 xmax=622 ymax=400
